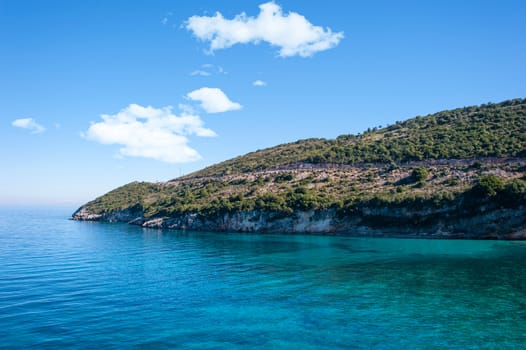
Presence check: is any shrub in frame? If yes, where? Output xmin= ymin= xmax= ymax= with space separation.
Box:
xmin=498 ymin=179 xmax=526 ymax=207
xmin=411 ymin=167 xmax=429 ymax=183
xmin=274 ymin=173 xmax=294 ymax=183
xmin=475 ymin=174 xmax=505 ymax=197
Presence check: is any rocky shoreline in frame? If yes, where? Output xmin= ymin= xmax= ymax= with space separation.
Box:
xmin=72 ymin=205 xmax=526 ymax=240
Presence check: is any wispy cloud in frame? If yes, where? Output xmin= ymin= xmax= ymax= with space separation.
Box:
xmin=11 ymin=118 xmax=46 ymax=134
xmin=84 ymin=104 xmax=216 ymax=163
xmin=253 ymin=80 xmax=267 ymax=87
xmin=161 ymin=12 xmax=172 ymax=26
xmin=187 ymin=87 xmax=242 ymax=113
xmin=190 ymin=70 xmax=211 ymax=77
xmin=186 ymin=2 xmax=343 ymax=57
xmin=190 ymin=64 xmax=226 ymax=77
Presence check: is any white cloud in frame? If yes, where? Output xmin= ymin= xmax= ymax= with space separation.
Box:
xmin=190 ymin=64 xmax=227 ymax=77
xmin=190 ymin=70 xmax=211 ymax=76
xmin=161 ymin=12 xmax=173 ymax=26
xmin=84 ymin=104 xmax=216 ymax=163
xmin=186 ymin=2 xmax=343 ymax=57
xmin=187 ymin=87 xmax=241 ymax=113
xmin=178 ymin=103 xmax=196 ymax=115
xmin=253 ymin=80 xmax=267 ymax=86
xmin=11 ymin=118 xmax=46 ymax=134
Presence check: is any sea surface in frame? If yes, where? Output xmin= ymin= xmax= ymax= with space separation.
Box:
xmin=1 ymin=207 xmax=526 ymax=349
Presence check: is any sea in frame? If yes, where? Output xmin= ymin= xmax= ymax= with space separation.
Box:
xmin=1 ymin=206 xmax=525 ymax=349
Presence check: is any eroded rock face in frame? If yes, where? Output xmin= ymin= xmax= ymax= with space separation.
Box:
xmin=72 ymin=206 xmax=144 ymax=223
xmin=71 ymin=208 xmax=103 ymax=221
xmin=72 ymin=205 xmax=526 ymax=239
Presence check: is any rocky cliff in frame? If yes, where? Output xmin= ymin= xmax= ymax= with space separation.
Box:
xmin=73 ymin=203 xmax=526 ymax=239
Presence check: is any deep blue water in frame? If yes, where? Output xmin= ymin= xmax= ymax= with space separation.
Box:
xmin=1 ymin=207 xmax=526 ymax=349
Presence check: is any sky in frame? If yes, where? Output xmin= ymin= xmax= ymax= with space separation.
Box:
xmin=1 ymin=0 xmax=525 ymax=206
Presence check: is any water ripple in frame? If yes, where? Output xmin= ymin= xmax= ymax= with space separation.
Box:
xmin=1 ymin=208 xmax=526 ymax=348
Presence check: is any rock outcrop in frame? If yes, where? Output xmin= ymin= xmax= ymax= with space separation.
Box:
xmin=72 ymin=205 xmax=526 ymax=239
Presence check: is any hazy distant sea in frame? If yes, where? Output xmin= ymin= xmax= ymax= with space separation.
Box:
xmin=1 ymin=206 xmax=525 ymax=349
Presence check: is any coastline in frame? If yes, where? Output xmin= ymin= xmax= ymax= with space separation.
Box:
xmin=72 ymin=205 xmax=526 ymax=240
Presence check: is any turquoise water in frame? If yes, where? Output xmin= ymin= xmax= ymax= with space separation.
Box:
xmin=1 ymin=207 xmax=526 ymax=349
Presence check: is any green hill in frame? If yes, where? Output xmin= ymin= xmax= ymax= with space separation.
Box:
xmin=186 ymin=98 xmax=526 ymax=177
xmin=73 ymin=99 xmax=526 ymax=238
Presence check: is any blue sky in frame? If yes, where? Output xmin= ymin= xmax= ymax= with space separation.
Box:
xmin=1 ymin=0 xmax=525 ymax=206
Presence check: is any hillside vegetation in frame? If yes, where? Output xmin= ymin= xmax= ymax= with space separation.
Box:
xmin=185 ymin=98 xmax=526 ymax=177
xmin=75 ymin=99 xmax=526 ymax=235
